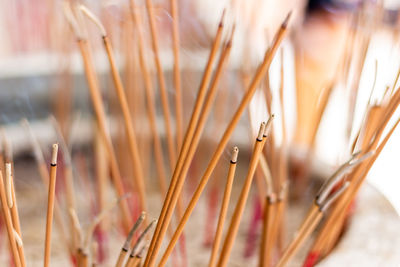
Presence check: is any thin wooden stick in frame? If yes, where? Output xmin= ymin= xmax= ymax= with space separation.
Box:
xmin=21 ymin=119 xmax=71 ymax=255
xmin=216 ymin=123 xmax=268 ymax=267
xmin=153 ymin=37 xmax=234 ymax=267
xmin=0 ymin=168 xmax=21 ymax=267
xmin=208 ymin=147 xmax=239 ymax=267
xmin=144 ymin=0 xmax=176 ymax=167
xmin=6 ymin=163 xmax=26 ymax=267
xmin=129 ymin=3 xmax=169 ymax=200
xmin=50 ymin=116 xmax=79 ymax=252
xmin=170 ymin=0 xmax=183 ymax=151
xmin=79 ymin=5 xmax=148 ymax=211
xmin=44 ymin=144 xmax=58 ymax=267
xmin=259 ymin=194 xmax=276 ymax=267
xmin=144 ymin=12 xmax=225 ymax=264
xmin=64 ymin=2 xmax=133 ymax=232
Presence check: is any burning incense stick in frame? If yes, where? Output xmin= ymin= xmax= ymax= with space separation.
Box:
xmin=208 ymin=147 xmax=238 ymax=267
xmin=64 ymin=2 xmax=132 ymax=232
xmin=79 ymin=4 xmax=147 ymax=212
xmin=44 ymin=144 xmax=58 ymax=267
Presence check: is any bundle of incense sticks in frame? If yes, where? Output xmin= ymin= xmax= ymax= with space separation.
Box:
xmin=0 ymin=1 xmax=400 ymax=267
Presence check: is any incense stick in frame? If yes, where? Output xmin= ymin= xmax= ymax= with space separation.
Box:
xmin=6 ymin=163 xmax=26 ymax=267
xmin=207 ymin=147 xmax=238 ymax=267
xmin=170 ymin=0 xmax=183 ymax=150
xmin=0 ymin=168 xmax=21 ymax=267
xmin=44 ymin=144 xmax=58 ymax=267
xmin=79 ymin=5 xmax=148 ymax=212
xmin=64 ymin=4 xmax=133 ymax=232
xmin=129 ymin=3 xmax=169 ymax=199
xmin=144 ymin=0 xmax=176 ymax=167
xmin=216 ymin=123 xmax=268 ymax=267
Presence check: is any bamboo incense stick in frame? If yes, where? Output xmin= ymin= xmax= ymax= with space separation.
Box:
xmin=144 ymin=13 xmax=225 ymax=263
xmin=64 ymin=2 xmax=133 ymax=232
xmin=170 ymin=0 xmax=183 ymax=151
xmin=208 ymin=147 xmax=238 ymax=267
xmin=44 ymin=144 xmax=58 ymax=267
xmin=129 ymin=3 xmax=169 ymax=199
xmin=50 ymin=116 xmax=79 ymax=252
xmin=216 ymin=123 xmax=268 ymax=267
xmin=153 ymin=36 xmax=234 ymax=267
xmin=21 ymin=119 xmax=71 ymax=257
xmin=79 ymin=5 xmax=148 ymax=212
xmin=0 ymin=169 xmax=21 ymax=267
xmin=6 ymin=163 xmax=26 ymax=267
xmin=144 ymin=0 xmax=176 ymax=167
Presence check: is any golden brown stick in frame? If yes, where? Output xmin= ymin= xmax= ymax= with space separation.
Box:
xmin=208 ymin=147 xmax=239 ymax=267
xmin=79 ymin=5 xmax=148 ymax=211
xmin=129 ymin=4 xmax=169 ymax=199
xmin=50 ymin=116 xmax=78 ymax=251
xmin=216 ymin=123 xmax=268 ymax=267
xmin=0 ymin=170 xmax=21 ymax=267
xmin=155 ymin=38 xmax=233 ymax=267
xmin=6 ymin=163 xmax=26 ymax=267
xmin=145 ymin=14 xmax=289 ymax=267
xmin=144 ymin=13 xmax=225 ymax=264
xmin=77 ymin=39 xmax=132 ymax=232
xmin=21 ymin=119 xmax=70 ymax=255
xmin=44 ymin=144 xmax=58 ymax=267
xmin=170 ymin=0 xmax=183 ymax=150
xmin=144 ymin=0 xmax=176 ymax=167
xmin=259 ymin=194 xmax=276 ymax=267
xmin=64 ymin=2 xmax=132 ymax=231
xmin=115 ymin=212 xmax=146 ymax=267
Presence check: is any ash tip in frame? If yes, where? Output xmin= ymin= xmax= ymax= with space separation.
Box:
xmin=231 ymin=147 xmax=239 ymax=163
xmin=51 ymin=144 xmax=59 ymax=165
